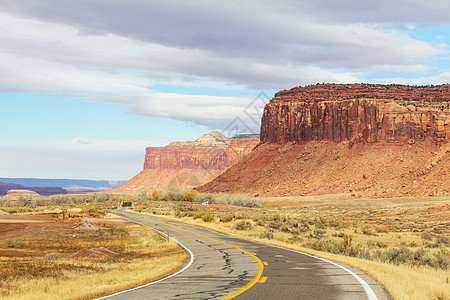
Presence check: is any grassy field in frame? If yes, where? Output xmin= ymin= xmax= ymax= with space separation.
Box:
xmin=123 ymin=192 xmax=449 ymax=300
xmin=0 ymin=212 xmax=188 ymax=300
xmin=1 ymin=192 xmax=448 ymax=299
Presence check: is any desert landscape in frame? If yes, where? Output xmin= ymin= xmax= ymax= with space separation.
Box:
xmin=1 ymin=83 xmax=449 ymax=299
xmin=0 ymin=207 xmax=188 ymax=299
xmin=2 ymin=1 xmax=450 ymax=299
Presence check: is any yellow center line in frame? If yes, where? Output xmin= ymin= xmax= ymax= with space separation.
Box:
xmin=259 ymin=277 xmax=267 ymax=283
xmin=263 ymin=262 xmax=268 ymax=266
xmin=160 ymin=222 xmax=264 ymax=299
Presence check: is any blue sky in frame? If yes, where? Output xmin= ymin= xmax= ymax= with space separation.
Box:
xmin=0 ymin=0 xmax=448 ymax=180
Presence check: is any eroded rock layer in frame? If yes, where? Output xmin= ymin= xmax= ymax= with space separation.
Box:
xmin=112 ymin=132 xmax=259 ymax=192
xmin=261 ymin=84 xmax=449 ymax=144
xmin=199 ymin=84 xmax=450 ymax=197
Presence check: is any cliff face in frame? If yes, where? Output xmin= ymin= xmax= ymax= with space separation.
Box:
xmin=226 ymin=135 xmax=260 ymax=168
xmin=144 ymin=147 xmax=227 ymax=170
xmin=261 ymin=84 xmax=449 ymax=144
xmin=199 ymin=84 xmax=450 ymax=197
xmin=112 ymin=132 xmax=259 ymax=192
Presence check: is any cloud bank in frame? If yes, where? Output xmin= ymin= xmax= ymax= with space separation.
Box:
xmin=0 ymin=1 xmax=448 ymax=130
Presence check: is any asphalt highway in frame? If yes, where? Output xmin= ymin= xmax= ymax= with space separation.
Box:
xmin=99 ymin=210 xmax=390 ymax=300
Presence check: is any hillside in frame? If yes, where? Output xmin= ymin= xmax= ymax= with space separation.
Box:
xmin=112 ymin=132 xmax=259 ymax=192
xmin=198 ymin=84 xmax=450 ymax=197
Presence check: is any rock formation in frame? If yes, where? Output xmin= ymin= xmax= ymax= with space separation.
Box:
xmin=0 ymin=189 xmax=40 ymax=207
xmin=199 ymin=84 xmax=450 ymax=197
xmin=112 ymin=132 xmax=259 ymax=192
xmin=0 ymin=181 xmax=67 ymax=196
xmin=261 ymin=84 xmax=449 ymax=144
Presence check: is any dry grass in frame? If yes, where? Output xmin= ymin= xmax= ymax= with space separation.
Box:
xmin=0 ymin=218 xmax=188 ymax=300
xmin=129 ymin=194 xmax=450 ymax=300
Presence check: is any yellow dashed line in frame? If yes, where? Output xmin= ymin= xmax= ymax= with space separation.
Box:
xmin=160 ymin=222 xmax=264 ymax=299
xmin=259 ymin=277 xmax=267 ymax=283
xmin=263 ymin=262 xmax=268 ymax=266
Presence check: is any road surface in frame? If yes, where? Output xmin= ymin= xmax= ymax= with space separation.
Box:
xmin=100 ymin=210 xmax=390 ymax=300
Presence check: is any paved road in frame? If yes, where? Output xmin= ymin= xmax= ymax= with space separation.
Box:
xmin=101 ymin=211 xmax=390 ymax=300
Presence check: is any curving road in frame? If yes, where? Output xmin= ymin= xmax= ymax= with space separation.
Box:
xmin=99 ymin=210 xmax=390 ymax=300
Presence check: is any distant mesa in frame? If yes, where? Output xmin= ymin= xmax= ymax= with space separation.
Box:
xmin=0 ymin=189 xmax=44 ymax=207
xmin=3 ymin=189 xmax=40 ymax=198
xmin=198 ymin=84 xmax=450 ymax=197
xmin=112 ymin=131 xmax=259 ymax=192
xmin=0 ymin=178 xmax=126 ymax=194
xmin=0 ymin=181 xmax=67 ymax=196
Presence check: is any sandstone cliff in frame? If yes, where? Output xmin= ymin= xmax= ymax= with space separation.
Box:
xmin=199 ymin=84 xmax=450 ymax=197
xmin=112 ymin=132 xmax=259 ymax=192
xmin=261 ymin=84 xmax=449 ymax=144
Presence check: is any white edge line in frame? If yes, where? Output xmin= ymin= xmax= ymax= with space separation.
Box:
xmin=146 ymin=216 xmax=378 ymax=300
xmin=103 ymin=212 xmax=376 ymax=300
xmin=267 ymin=243 xmax=378 ymax=300
xmin=93 ymin=213 xmax=195 ymax=300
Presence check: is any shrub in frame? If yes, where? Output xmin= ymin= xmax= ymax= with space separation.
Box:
xmin=256 ymin=219 xmax=265 ymax=226
xmin=201 ymin=213 xmax=214 ymax=222
xmin=259 ymin=230 xmax=273 ymax=239
xmin=280 ymin=225 xmax=290 ymax=233
xmin=220 ymin=213 xmax=234 ymax=223
xmin=375 ymin=226 xmax=389 ymax=234
xmin=6 ymin=240 xmax=22 ymax=248
xmin=361 ymin=225 xmax=373 ymax=235
xmin=252 ymin=214 xmax=265 ymax=223
xmin=436 ymin=235 xmax=449 ymax=246
xmin=193 ymin=211 xmax=206 ymax=220
xmin=433 ymin=248 xmax=449 ymax=269
xmin=268 ymin=221 xmax=281 ymax=230
xmin=312 ymin=229 xmax=326 ymax=239
xmin=166 ymin=191 xmax=184 ymax=202
xmin=184 ymin=190 xmax=198 ymax=202
xmin=235 ymin=221 xmax=252 ymax=230
xmin=421 ymin=232 xmax=433 ymax=240
xmin=343 ymin=234 xmax=353 ymax=249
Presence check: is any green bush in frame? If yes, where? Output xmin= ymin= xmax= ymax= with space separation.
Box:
xmin=6 ymin=240 xmax=22 ymax=248
xmin=235 ymin=220 xmax=252 ymax=230
xmin=201 ymin=213 xmax=214 ymax=222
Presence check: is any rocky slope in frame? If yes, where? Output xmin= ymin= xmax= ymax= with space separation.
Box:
xmin=199 ymin=84 xmax=450 ymax=197
xmin=112 ymin=132 xmax=259 ymax=192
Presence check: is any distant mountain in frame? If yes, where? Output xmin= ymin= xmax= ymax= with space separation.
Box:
xmin=0 ymin=178 xmax=126 ymax=193
xmin=0 ymin=181 xmax=67 ymax=196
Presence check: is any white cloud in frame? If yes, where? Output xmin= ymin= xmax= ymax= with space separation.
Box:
xmin=73 ymin=137 xmax=91 ymax=145
xmin=0 ymin=2 xmax=447 ymax=130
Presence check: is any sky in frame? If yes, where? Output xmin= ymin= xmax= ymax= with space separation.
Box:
xmin=0 ymin=0 xmax=449 ymax=180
